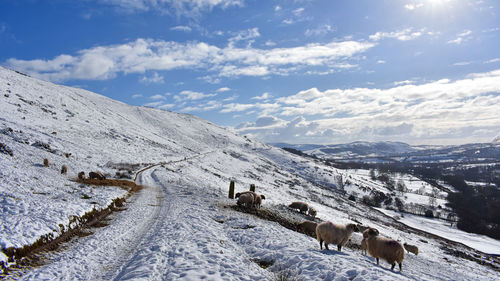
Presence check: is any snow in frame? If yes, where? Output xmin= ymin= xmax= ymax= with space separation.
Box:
xmin=1 ymin=67 xmax=499 ymax=280
xmin=376 ymin=208 xmax=500 ymax=256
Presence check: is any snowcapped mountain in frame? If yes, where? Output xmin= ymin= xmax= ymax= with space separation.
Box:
xmin=1 ymin=67 xmax=499 ymax=280
xmin=272 ymin=141 xmax=419 ymax=159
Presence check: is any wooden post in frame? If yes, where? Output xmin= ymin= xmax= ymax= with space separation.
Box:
xmin=250 ymin=184 xmax=255 ymax=192
xmin=229 ymin=181 xmax=235 ymax=199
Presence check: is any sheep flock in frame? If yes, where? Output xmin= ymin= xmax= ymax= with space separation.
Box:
xmin=232 ymin=189 xmax=417 ymax=272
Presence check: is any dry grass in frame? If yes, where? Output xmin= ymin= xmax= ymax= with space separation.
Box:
xmin=75 ymin=178 xmax=143 ymax=192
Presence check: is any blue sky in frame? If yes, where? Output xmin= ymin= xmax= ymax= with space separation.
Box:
xmin=1 ymin=0 xmax=499 ymax=145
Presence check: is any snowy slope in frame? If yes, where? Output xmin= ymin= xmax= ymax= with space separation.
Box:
xmin=1 ymin=67 xmax=499 ymax=280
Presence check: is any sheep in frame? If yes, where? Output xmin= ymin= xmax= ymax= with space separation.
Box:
xmin=235 ymin=191 xmax=253 ymax=198
xmin=360 ymin=227 xmax=377 ymax=255
xmin=364 ymin=228 xmax=405 ymax=271
xmin=316 ymin=222 xmax=358 ymax=252
xmin=307 ymin=207 xmax=317 ymax=218
xmin=297 ymin=221 xmax=317 ymax=237
xmin=43 ymin=158 xmax=50 ymax=167
xmin=361 ymin=238 xmax=368 ymax=255
xmin=89 ymin=171 xmax=106 ymax=180
xmin=78 ymin=171 xmax=86 ymax=180
xmin=254 ymin=194 xmax=266 ymax=208
xmin=61 ymin=165 xmax=68 ymax=174
xmin=289 ymin=201 xmax=308 ymax=214
xmin=237 ymin=191 xmax=266 ymax=208
xmin=357 ymin=224 xmax=371 ymax=233
xmin=237 ymin=192 xmax=254 ymax=208
xmin=403 ymin=243 xmax=419 ymax=255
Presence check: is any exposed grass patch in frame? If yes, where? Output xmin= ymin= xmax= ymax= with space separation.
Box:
xmin=252 ymin=258 xmax=274 ymax=269
xmin=75 ymin=178 xmax=143 ymax=192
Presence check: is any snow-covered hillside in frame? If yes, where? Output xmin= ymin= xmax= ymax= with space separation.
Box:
xmin=1 ymin=67 xmax=499 ymax=280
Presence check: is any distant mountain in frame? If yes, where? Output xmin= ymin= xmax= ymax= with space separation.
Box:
xmin=271 ymin=141 xmax=418 ymax=158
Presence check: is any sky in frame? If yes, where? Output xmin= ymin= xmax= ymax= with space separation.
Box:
xmin=1 ymin=0 xmax=499 ymax=145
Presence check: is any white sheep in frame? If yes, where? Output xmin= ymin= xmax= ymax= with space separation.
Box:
xmin=364 ymin=228 xmax=405 ymax=271
xmin=289 ymin=201 xmax=308 ymax=214
xmin=316 ymin=221 xmax=358 ymax=252
xmin=403 ymin=243 xmax=419 ymax=255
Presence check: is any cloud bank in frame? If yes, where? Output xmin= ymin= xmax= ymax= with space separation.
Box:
xmin=235 ymin=70 xmax=500 ymax=144
xmin=6 ymin=38 xmax=374 ymax=82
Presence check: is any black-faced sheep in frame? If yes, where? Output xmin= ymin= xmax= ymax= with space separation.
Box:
xmin=316 ymin=222 xmax=358 ymax=252
xmin=364 ymin=228 xmax=405 ymax=271
xmin=289 ymin=201 xmax=308 ymax=214
xmin=298 ymin=221 xmax=317 ymax=237
xmin=307 ymin=207 xmax=317 ymax=218
xmin=89 ymin=171 xmax=105 ymax=180
xmin=78 ymin=171 xmax=86 ymax=180
xmin=403 ymin=243 xmax=419 ymax=255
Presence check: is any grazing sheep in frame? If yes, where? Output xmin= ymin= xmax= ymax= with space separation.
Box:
xmin=316 ymin=222 xmax=358 ymax=252
xmin=235 ymin=191 xmax=253 ymax=198
xmin=237 ymin=192 xmax=254 ymax=207
xmin=61 ymin=165 xmax=68 ymax=174
xmin=254 ymin=194 xmax=266 ymax=208
xmin=78 ymin=171 xmax=86 ymax=180
xmin=403 ymin=243 xmax=419 ymax=255
xmin=43 ymin=158 xmax=50 ymax=167
xmin=298 ymin=221 xmax=317 ymax=237
xmin=89 ymin=171 xmax=105 ymax=180
xmin=289 ymin=201 xmax=309 ymax=214
xmin=364 ymin=228 xmax=405 ymax=271
xmin=307 ymin=207 xmax=317 ymax=218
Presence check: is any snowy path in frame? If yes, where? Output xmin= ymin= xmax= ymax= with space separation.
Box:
xmin=16 ymin=170 xmax=165 ymax=280
xmin=16 ymin=167 xmax=266 ymax=280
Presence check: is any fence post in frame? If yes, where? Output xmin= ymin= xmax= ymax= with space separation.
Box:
xmin=229 ymin=181 xmax=235 ymax=199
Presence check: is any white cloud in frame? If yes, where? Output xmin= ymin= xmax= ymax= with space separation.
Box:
xmin=140 ymin=72 xmax=165 ymax=84
xmin=485 ymin=58 xmax=500 ymax=64
xmin=251 ymin=92 xmax=272 ymax=100
xmin=132 ymin=94 xmax=143 ymax=98
xmin=98 ymin=0 xmax=244 ymax=17
xmin=228 ymin=28 xmax=260 ymax=47
xmin=292 ymin=7 xmax=305 ymax=16
xmin=265 ymin=40 xmax=277 ymax=47
xmin=377 ymin=60 xmax=386 ymax=64
xmin=393 ymin=80 xmax=415 ymax=86
xmin=305 ymin=24 xmax=335 ymax=37
xmin=453 ymin=61 xmax=472 ymax=66
xmin=369 ymin=28 xmax=424 ymax=41
xmin=274 ymin=5 xmax=281 ymax=11
xmin=6 ymin=38 xmax=374 ymax=82
xmin=447 ymin=30 xmax=472 ymax=44
xmin=149 ymin=94 xmax=166 ymax=100
xmin=170 ymin=25 xmax=192 ymax=32
xmin=216 ymin=87 xmax=230 ymax=92
xmin=174 ymin=90 xmax=216 ymax=101
xmin=236 ymin=69 xmax=500 ymax=144
xmin=404 ymin=3 xmax=423 ymax=10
